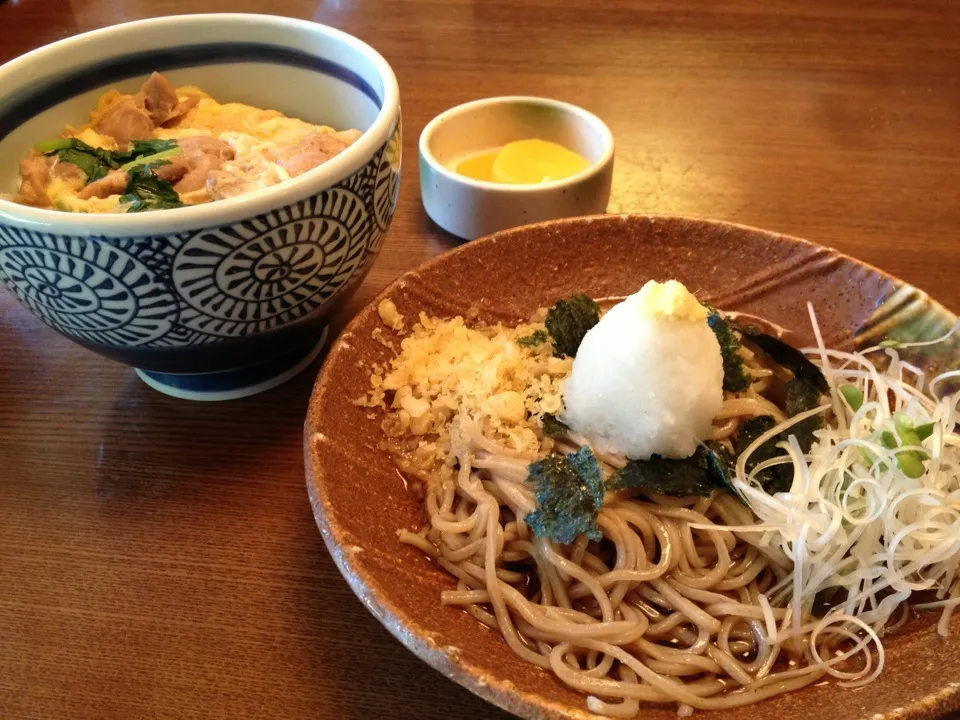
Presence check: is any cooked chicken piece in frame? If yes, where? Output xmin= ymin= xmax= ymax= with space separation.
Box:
xmin=51 ymin=161 xmax=87 ymax=189
xmin=153 ymin=156 xmax=191 ymax=185
xmin=140 ymin=72 xmax=178 ymax=125
xmin=310 ymin=132 xmax=350 ymax=156
xmin=160 ymin=96 xmax=200 ymax=128
xmin=173 ymin=152 xmax=221 ymax=195
xmin=206 ymin=169 xmax=263 ymax=201
xmin=267 ymin=132 xmax=348 ymax=177
xmin=274 ymin=150 xmax=335 ymax=177
xmin=15 ymin=156 xmax=53 ymax=207
xmin=154 ymin=140 xmax=231 ymax=190
xmin=335 ymin=128 xmax=363 ymax=145
xmin=93 ymin=96 xmax=154 ymax=147
xmin=77 ymin=170 xmax=129 ymax=200
xmin=177 ymin=135 xmax=235 ymax=161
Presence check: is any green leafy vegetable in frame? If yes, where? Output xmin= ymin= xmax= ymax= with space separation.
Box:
xmin=526 ymin=447 xmax=605 ymax=544
xmin=517 ymin=329 xmax=549 ymax=348
xmin=114 ymin=139 xmax=179 ymax=162
xmin=37 ymin=139 xmax=115 ymax=181
xmin=608 ymin=444 xmax=734 ymax=498
xmin=842 ymin=394 xmax=934 ymax=475
xmin=706 ymin=312 xmax=752 ymax=392
xmin=915 ymin=423 xmax=936 ymax=442
xmin=897 ymin=452 xmax=925 ymax=479
xmin=544 ymin=294 xmax=600 ymax=358
xmin=893 ymin=412 xmax=917 ymax=444
xmin=859 ymin=446 xmax=883 ymax=471
xmin=540 ymin=413 xmax=570 ymax=438
xmin=890 ymin=412 xmax=930 ymax=474
xmin=870 ymin=426 xmax=927 ymax=478
xmin=56 ymin=147 xmax=110 ymax=182
xmin=35 ymin=137 xmax=180 ymax=183
xmin=120 ymin=163 xmax=183 ymax=213
xmin=120 ymin=147 xmax=182 ymax=172
xmin=839 ymin=385 xmax=864 ymax=412
xmin=35 ymin=138 xmax=84 ymax=154
xmin=739 ymin=330 xmax=828 ymax=393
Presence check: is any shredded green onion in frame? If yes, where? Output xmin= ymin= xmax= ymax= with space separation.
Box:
xmin=720 ymin=302 xmax=960 ymax=688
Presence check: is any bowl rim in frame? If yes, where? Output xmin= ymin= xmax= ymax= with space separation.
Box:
xmin=0 ymin=13 xmax=400 ymax=237
xmin=418 ymin=95 xmax=614 ymax=193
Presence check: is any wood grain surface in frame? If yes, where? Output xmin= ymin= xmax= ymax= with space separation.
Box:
xmin=1 ymin=2 xmax=958 ymax=719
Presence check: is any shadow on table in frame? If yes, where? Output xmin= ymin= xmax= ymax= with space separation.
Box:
xmin=420 ymin=210 xmax=474 ymax=253
xmin=92 ymin=354 xmax=325 ymax=500
xmin=297 ymin=533 xmax=518 ymax=720
xmin=87 ymin=340 xmax=516 ymax=718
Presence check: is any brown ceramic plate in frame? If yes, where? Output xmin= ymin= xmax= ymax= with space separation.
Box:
xmin=304 ymin=215 xmax=960 ymax=720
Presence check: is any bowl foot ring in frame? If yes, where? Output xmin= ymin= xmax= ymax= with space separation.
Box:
xmin=134 ymin=328 xmax=330 ymax=402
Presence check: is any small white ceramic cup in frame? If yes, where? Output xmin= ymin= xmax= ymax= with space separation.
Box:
xmin=419 ymin=96 xmax=614 ymax=240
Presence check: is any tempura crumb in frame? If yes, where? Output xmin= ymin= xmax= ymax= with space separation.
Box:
xmin=378 ymin=298 xmax=405 ymax=331
xmin=363 ymin=311 xmax=572 ymax=482
xmin=371 ymin=326 xmax=396 ymax=351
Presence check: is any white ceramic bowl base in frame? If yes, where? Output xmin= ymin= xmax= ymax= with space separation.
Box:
xmin=135 ymin=327 xmax=329 ymax=401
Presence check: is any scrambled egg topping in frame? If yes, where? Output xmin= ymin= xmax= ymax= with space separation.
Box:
xmin=47 ymin=178 xmax=120 ymax=213
xmin=14 ymin=73 xmax=362 ymax=213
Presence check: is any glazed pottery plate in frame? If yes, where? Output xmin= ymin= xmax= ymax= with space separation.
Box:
xmin=304 ymin=215 xmax=960 ymax=720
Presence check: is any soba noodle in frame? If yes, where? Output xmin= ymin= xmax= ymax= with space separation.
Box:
xmin=395 ymin=373 xmax=839 ymax=712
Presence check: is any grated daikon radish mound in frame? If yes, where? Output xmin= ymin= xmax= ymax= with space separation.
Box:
xmin=561 ymin=280 xmax=724 ymax=459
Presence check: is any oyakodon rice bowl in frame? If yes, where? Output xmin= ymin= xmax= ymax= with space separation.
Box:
xmin=0 ymin=14 xmax=400 ymax=401
xmin=306 ymin=215 xmax=960 ymax=720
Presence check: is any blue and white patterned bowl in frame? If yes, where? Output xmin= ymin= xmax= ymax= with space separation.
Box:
xmin=0 ymin=14 xmax=401 ymax=400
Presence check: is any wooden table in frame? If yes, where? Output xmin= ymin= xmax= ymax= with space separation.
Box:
xmin=1 ymin=2 xmax=958 ymax=718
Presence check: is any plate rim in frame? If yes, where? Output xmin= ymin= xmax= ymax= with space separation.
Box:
xmin=304 ymin=213 xmax=960 ymax=720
